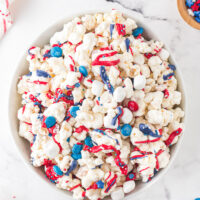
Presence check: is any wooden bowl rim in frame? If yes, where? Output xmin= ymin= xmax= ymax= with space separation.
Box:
xmin=177 ymin=0 xmax=200 ymax=30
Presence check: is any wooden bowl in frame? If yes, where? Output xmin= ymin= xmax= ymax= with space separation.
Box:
xmin=177 ymin=0 xmax=200 ymax=30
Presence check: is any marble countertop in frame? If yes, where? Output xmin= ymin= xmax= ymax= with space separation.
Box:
xmin=0 ymin=0 xmax=199 ymax=199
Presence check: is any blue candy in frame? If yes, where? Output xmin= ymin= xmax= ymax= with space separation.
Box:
xmin=110 ymin=24 xmax=115 ymax=39
xmin=194 ymin=11 xmax=200 ymax=17
xmin=168 ymin=64 xmax=176 ymax=71
xmin=69 ymin=106 xmax=80 ymax=118
xmin=53 ymin=165 xmax=63 ymax=176
xmin=36 ymin=70 xmax=51 ymax=78
xmin=79 ymin=66 xmax=88 ymax=77
xmin=45 ymin=116 xmax=56 ymax=128
xmin=96 ymin=180 xmax=104 ymax=189
xmin=66 ymin=137 xmax=70 ymax=142
xmin=129 ymin=173 xmax=134 ymax=179
xmin=121 ymin=124 xmax=132 ymax=136
xmin=71 ymin=153 xmax=82 ymax=160
xmin=132 ymin=27 xmax=144 ymax=37
xmin=195 ymin=17 xmax=200 ymax=23
xmin=186 ymin=0 xmax=194 ymax=7
xmin=125 ymin=38 xmax=130 ymax=52
xmin=85 ymin=136 xmax=94 ymax=147
xmin=72 ymin=144 xmax=83 ymax=154
xmin=50 ymin=46 xmax=63 ymax=57
xmin=65 ymin=160 xmax=77 ymax=176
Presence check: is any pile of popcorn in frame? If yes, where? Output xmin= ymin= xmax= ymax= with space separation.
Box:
xmin=17 ymin=10 xmax=184 ymax=200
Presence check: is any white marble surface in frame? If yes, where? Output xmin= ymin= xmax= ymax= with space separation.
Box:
xmin=0 ymin=0 xmax=200 ymax=199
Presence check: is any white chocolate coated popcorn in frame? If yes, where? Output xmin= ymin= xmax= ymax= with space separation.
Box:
xmin=17 ymin=10 xmax=184 ymax=200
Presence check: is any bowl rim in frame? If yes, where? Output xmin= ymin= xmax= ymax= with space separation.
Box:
xmin=8 ymin=8 xmax=187 ymax=199
xmin=177 ymin=0 xmax=200 ymax=30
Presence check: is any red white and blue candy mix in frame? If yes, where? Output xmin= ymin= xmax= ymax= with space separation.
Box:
xmin=186 ymin=0 xmax=200 ymax=23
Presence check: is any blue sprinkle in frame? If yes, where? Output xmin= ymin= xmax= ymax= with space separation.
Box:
xmin=186 ymin=0 xmax=194 ymax=7
xmin=74 ymin=101 xmax=83 ymax=106
xmin=72 ymin=144 xmax=83 ymax=154
xmin=85 ymin=136 xmax=94 ymax=147
xmin=25 ymin=72 xmax=32 ymax=76
xmin=125 ymin=38 xmax=130 ymax=52
xmin=75 ymin=83 xmax=80 ymax=88
xmin=34 ymin=102 xmax=42 ymax=113
xmin=53 ymin=165 xmax=63 ymax=176
xmin=66 ymin=137 xmax=70 ymax=142
xmin=121 ymin=124 xmax=132 ymax=136
xmin=195 ymin=17 xmax=200 ymax=23
xmin=111 ymin=107 xmax=122 ymax=126
xmin=50 ymin=46 xmax=63 ymax=57
xmin=163 ymin=73 xmax=174 ymax=81
xmin=100 ymin=66 xmax=114 ymax=94
xmin=96 ymin=180 xmax=104 ymax=189
xmin=110 ymin=24 xmax=115 ymax=39
xmin=48 ymin=133 xmax=52 ymax=137
xmin=36 ymin=70 xmax=51 ymax=78
xmin=79 ymin=66 xmax=88 ymax=77
xmin=65 ymin=160 xmax=77 ymax=176
xmin=139 ymin=123 xmax=162 ymax=138
xmin=168 ymin=64 xmax=176 ymax=71
xmin=33 ymin=134 xmax=37 ymax=143
xmin=43 ymin=50 xmax=51 ymax=58
xmin=56 ymin=93 xmax=73 ymax=103
xmin=45 ymin=116 xmax=56 ymax=128
xmin=69 ymin=106 xmax=80 ymax=118
xmin=71 ymin=153 xmax=82 ymax=160
xmin=194 ymin=11 xmax=200 ymax=18
xmin=132 ymin=27 xmax=144 ymax=37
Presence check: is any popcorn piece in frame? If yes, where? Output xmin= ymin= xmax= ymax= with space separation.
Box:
xmin=123 ymin=180 xmax=135 ymax=193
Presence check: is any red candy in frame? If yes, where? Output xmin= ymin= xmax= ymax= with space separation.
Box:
xmin=128 ymin=101 xmax=139 ymax=112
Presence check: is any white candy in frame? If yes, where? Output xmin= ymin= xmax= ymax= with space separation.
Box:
xmin=111 ymin=187 xmax=125 ymax=200
xmin=123 ymin=181 xmax=135 ymax=193
xmin=121 ymin=108 xmax=133 ymax=124
xmin=133 ymin=75 xmax=146 ymax=90
xmin=91 ymin=80 xmax=104 ymax=96
xmin=113 ymin=87 xmax=126 ymax=102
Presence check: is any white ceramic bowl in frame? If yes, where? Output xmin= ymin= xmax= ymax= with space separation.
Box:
xmin=8 ymin=9 xmax=186 ymax=200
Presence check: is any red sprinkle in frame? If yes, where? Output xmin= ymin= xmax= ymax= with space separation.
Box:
xmin=75 ymin=126 xmax=89 ymax=133
xmin=115 ymin=23 xmax=126 ymax=36
xmin=32 ymin=80 xmax=48 ymax=85
xmin=139 ymin=167 xmax=150 ymax=173
xmin=92 ymin=51 xmax=120 ymax=66
xmin=164 ymin=128 xmax=183 ymax=146
xmin=69 ymin=184 xmax=82 ymax=191
xmin=85 ymin=144 xmax=128 ymax=175
xmin=155 ymin=149 xmax=164 ymax=170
